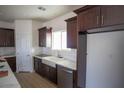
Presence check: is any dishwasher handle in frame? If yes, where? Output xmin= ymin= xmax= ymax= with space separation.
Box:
xmin=62 ymin=69 xmax=73 ymax=74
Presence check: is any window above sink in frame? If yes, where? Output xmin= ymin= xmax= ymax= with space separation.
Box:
xmin=52 ymin=30 xmax=68 ymax=50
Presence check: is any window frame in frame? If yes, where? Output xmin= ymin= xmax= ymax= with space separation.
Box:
xmin=52 ymin=30 xmax=67 ymax=50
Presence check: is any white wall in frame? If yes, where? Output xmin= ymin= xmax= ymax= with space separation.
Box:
xmin=32 ymin=20 xmax=43 ymax=55
xmin=42 ymin=12 xmax=76 ymax=31
xmin=0 ymin=21 xmax=14 ymax=29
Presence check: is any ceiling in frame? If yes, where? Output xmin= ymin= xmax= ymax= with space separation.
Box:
xmin=0 ymin=5 xmax=83 ymax=22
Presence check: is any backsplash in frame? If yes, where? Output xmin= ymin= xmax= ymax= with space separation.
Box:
xmin=0 ymin=47 xmax=15 ymax=56
xmin=41 ymin=47 xmax=77 ymax=62
xmin=32 ymin=47 xmax=43 ymax=55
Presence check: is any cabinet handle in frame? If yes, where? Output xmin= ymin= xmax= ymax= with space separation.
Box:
xmin=101 ymin=15 xmax=104 ymax=25
xmin=62 ymin=69 xmax=73 ymax=74
xmin=96 ymin=16 xmax=99 ymax=25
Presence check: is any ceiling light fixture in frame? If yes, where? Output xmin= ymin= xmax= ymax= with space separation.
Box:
xmin=38 ymin=6 xmax=46 ymax=11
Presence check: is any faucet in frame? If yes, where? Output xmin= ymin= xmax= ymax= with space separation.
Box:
xmin=57 ymin=50 xmax=62 ymax=58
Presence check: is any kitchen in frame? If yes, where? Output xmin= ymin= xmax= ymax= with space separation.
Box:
xmin=0 ymin=5 xmax=124 ymax=88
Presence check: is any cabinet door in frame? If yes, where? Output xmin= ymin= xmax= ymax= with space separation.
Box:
xmin=101 ymin=6 xmax=124 ymax=27
xmin=0 ymin=30 xmax=6 ymax=47
xmin=34 ymin=58 xmax=40 ymax=73
xmin=39 ymin=63 xmax=49 ymax=78
xmin=66 ymin=17 xmax=77 ymax=48
xmin=57 ymin=65 xmax=73 ymax=88
xmin=9 ymin=30 xmax=15 ymax=47
xmin=0 ymin=29 xmax=14 ymax=47
xmin=0 ymin=31 xmax=4 ymax=47
xmin=39 ymin=27 xmax=47 ymax=47
xmin=39 ymin=62 xmax=46 ymax=76
xmin=77 ymin=6 xmax=100 ymax=32
xmin=5 ymin=57 xmax=16 ymax=72
xmin=5 ymin=31 xmax=11 ymax=47
xmin=49 ymin=66 xmax=57 ymax=84
xmin=46 ymin=28 xmax=52 ymax=48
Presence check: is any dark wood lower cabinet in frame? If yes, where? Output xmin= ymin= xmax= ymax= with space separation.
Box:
xmin=34 ymin=57 xmax=77 ymax=87
xmin=5 ymin=57 xmax=16 ymax=72
xmin=34 ymin=57 xmax=41 ymax=73
xmin=39 ymin=62 xmax=49 ymax=79
xmin=49 ymin=66 xmax=57 ymax=84
xmin=34 ymin=57 xmax=57 ymax=84
xmin=57 ymin=65 xmax=76 ymax=88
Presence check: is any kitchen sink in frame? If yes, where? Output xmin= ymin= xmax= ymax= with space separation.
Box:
xmin=42 ymin=59 xmax=56 ymax=68
xmin=45 ymin=56 xmax=64 ymax=62
xmin=41 ymin=56 xmax=65 ymax=68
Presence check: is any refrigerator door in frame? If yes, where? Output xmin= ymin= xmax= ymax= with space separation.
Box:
xmin=86 ymin=31 xmax=124 ymax=88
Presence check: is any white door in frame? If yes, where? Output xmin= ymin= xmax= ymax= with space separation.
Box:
xmin=15 ymin=20 xmax=33 ymax=72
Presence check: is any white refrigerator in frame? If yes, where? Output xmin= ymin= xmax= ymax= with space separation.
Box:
xmin=86 ymin=31 xmax=124 ymax=88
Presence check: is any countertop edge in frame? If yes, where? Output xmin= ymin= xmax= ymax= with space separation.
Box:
xmin=34 ymin=55 xmax=77 ymax=70
xmin=0 ymin=62 xmax=21 ymax=88
xmin=1 ymin=55 xmax=16 ymax=58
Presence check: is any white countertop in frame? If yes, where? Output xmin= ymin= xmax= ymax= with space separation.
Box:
xmin=34 ymin=55 xmax=77 ymax=70
xmin=2 ymin=55 xmax=16 ymax=58
xmin=0 ymin=62 xmax=21 ymax=88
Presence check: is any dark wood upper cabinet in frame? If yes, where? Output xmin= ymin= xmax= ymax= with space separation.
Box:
xmin=5 ymin=30 xmax=15 ymax=47
xmin=46 ymin=27 xmax=52 ymax=48
xmin=0 ymin=28 xmax=15 ymax=47
xmin=75 ymin=6 xmax=100 ymax=32
xmin=0 ymin=30 xmax=5 ymax=47
xmin=101 ymin=5 xmax=124 ymax=27
xmin=10 ymin=30 xmax=15 ymax=47
xmin=39 ymin=27 xmax=47 ymax=47
xmin=74 ymin=5 xmax=124 ymax=32
xmin=39 ymin=27 xmax=52 ymax=47
xmin=65 ymin=16 xmax=77 ymax=48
